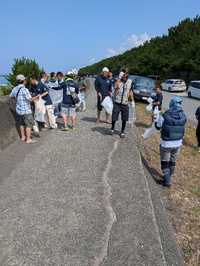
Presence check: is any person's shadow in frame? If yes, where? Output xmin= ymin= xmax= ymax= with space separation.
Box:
xmin=141 ymin=155 xmax=165 ymax=187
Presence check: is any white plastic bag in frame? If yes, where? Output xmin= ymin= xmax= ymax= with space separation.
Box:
xmin=127 ymin=103 xmax=136 ymax=124
xmin=101 ymin=96 xmax=113 ymax=115
xmin=147 ymin=97 xmax=153 ymax=103
xmin=142 ymin=125 xmax=158 ymax=139
xmin=146 ymin=103 xmax=153 ymax=111
xmin=49 ymin=88 xmax=63 ymax=104
xmin=34 ymin=97 xmax=46 ymax=122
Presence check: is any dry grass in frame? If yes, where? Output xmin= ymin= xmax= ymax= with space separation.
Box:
xmin=135 ymin=101 xmax=200 ymax=266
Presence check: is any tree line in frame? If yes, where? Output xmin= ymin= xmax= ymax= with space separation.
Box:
xmin=79 ymin=16 xmax=200 ymax=84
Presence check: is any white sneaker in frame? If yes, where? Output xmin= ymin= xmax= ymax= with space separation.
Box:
xmin=194 ymin=144 xmax=199 ymax=148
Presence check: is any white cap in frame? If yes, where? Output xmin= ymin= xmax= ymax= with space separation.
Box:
xmin=16 ymin=74 xmax=26 ymax=81
xmin=66 ymin=71 xmax=73 ymax=76
xmin=102 ymin=67 xmax=109 ymax=72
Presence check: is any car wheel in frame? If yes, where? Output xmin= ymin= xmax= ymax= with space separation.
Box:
xmin=168 ymin=87 xmax=171 ymax=92
xmin=188 ymin=92 xmax=191 ymax=98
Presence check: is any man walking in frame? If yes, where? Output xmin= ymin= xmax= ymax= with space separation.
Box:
xmin=94 ymin=67 xmax=112 ymax=124
xmin=155 ymin=97 xmax=187 ymax=188
xmin=10 ymin=74 xmax=39 ymax=143
xmin=110 ymin=66 xmax=134 ymax=138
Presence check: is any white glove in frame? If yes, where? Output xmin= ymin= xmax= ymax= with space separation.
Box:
xmin=131 ymin=101 xmax=135 ymax=107
xmin=118 ymin=71 xmax=124 ymax=79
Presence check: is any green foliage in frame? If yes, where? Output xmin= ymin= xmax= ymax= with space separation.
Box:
xmin=80 ymin=16 xmax=200 ymax=82
xmin=1 ymin=86 xmax=12 ymax=95
xmin=7 ymin=57 xmax=44 ymax=88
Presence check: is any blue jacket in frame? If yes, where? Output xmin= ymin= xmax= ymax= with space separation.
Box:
xmin=161 ymin=107 xmax=187 ymax=141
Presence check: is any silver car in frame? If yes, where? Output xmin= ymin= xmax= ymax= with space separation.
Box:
xmin=161 ymin=79 xmax=186 ymax=92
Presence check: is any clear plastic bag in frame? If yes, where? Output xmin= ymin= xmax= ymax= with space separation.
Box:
xmin=101 ymin=96 xmax=113 ymax=115
xmin=127 ymin=104 xmax=136 ymax=124
xmin=146 ymin=103 xmax=153 ymax=111
xmin=49 ymin=88 xmax=63 ymax=104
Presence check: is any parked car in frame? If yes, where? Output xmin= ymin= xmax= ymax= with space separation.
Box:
xmin=129 ymin=75 xmax=156 ymax=100
xmin=161 ymin=79 xmax=186 ymax=92
xmin=188 ymin=80 xmax=200 ymax=99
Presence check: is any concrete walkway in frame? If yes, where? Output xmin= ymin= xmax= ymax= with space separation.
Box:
xmin=0 ymin=80 xmax=183 ymax=266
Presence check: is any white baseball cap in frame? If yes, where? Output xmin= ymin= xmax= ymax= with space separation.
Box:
xmin=16 ymin=74 xmax=26 ymax=81
xmin=66 ymin=71 xmax=73 ymax=76
xmin=102 ymin=67 xmax=109 ymax=72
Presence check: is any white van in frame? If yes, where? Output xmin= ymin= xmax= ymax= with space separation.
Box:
xmin=188 ymin=81 xmax=200 ymax=99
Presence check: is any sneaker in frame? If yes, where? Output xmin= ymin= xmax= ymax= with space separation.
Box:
xmin=82 ymin=108 xmax=86 ymax=111
xmin=71 ymin=126 xmax=76 ymax=130
xmin=61 ymin=126 xmax=69 ymax=131
xmin=110 ymin=129 xmax=114 ymax=135
xmin=198 ymin=148 xmax=200 ymax=154
xmin=120 ymin=132 xmax=125 ymax=138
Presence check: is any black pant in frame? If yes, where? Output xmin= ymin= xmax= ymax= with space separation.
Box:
xmin=196 ymin=123 xmax=200 ymax=146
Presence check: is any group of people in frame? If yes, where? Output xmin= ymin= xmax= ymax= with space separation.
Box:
xmin=10 ymin=66 xmax=199 ymax=188
xmin=10 ymin=70 xmax=87 ymax=143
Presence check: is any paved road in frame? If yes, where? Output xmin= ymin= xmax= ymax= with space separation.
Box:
xmin=0 ymin=79 xmax=183 ymax=266
xmin=161 ymin=91 xmax=199 ymax=124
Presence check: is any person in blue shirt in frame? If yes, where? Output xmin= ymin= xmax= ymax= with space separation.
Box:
xmin=155 ymin=97 xmax=187 ymax=188
xmin=30 ymin=74 xmax=57 ymax=130
xmin=52 ymin=71 xmax=79 ymax=131
xmin=108 ymin=70 xmax=116 ymax=94
xmin=194 ymin=106 xmax=200 ymax=153
xmin=10 ymin=74 xmax=39 ymax=143
xmin=151 ymin=85 xmax=163 ymax=125
xmin=94 ymin=67 xmax=112 ymax=124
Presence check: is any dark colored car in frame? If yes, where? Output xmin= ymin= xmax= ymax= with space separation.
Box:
xmin=129 ymin=75 xmax=156 ymax=100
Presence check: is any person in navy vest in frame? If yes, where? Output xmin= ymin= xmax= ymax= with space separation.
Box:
xmin=155 ymin=97 xmax=187 ymax=188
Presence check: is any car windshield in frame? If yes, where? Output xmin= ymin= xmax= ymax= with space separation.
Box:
xmin=135 ymin=77 xmax=155 ymax=88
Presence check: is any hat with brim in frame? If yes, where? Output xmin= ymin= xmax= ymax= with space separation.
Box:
xmin=66 ymin=71 xmax=73 ymax=77
xmin=16 ymin=74 xmax=26 ymax=81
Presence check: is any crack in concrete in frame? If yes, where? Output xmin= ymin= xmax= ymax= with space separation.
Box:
xmin=93 ymin=140 xmax=119 ymax=266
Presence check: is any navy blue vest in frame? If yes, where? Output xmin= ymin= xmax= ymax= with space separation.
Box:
xmin=161 ymin=108 xmax=187 ymax=141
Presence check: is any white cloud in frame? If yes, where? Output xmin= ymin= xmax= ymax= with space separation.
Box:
xmin=107 ymin=49 xmax=117 ymax=58
xmin=89 ymin=58 xmax=96 ymax=64
xmin=107 ymin=33 xmax=151 ymax=58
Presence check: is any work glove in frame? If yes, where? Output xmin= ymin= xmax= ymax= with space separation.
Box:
xmin=131 ymin=101 xmax=135 ymax=107
xmin=118 ymin=71 xmax=124 ymax=79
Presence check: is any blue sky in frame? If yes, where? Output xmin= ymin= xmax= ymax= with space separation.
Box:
xmin=0 ymin=0 xmax=199 ymax=74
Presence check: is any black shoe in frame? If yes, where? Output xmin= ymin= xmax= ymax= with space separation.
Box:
xmin=120 ymin=132 xmax=125 ymax=138
xmin=110 ymin=129 xmax=114 ymax=135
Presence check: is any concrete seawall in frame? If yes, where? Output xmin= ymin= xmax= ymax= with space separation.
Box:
xmin=0 ymin=95 xmax=21 ymax=151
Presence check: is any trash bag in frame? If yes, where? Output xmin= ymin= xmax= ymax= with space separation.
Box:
xmin=142 ymin=125 xmax=158 ymax=139
xmin=127 ymin=103 xmax=136 ymax=124
xmin=49 ymin=87 xmax=63 ymax=104
xmin=146 ymin=103 xmax=153 ymax=111
xmin=101 ymin=96 xmax=113 ymax=115
xmin=34 ymin=97 xmax=46 ymax=122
